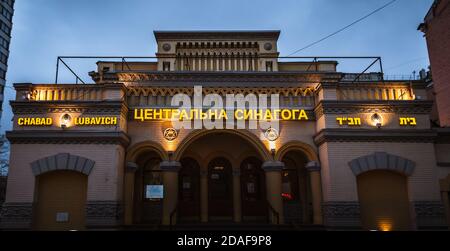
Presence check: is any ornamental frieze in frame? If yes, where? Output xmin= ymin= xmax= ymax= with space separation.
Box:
xmin=314 ymin=100 xmax=433 ymax=118
xmin=114 ymin=72 xmax=339 ymax=83
xmin=10 ymin=102 xmax=128 ymax=116
xmin=125 ymin=86 xmax=316 ymax=97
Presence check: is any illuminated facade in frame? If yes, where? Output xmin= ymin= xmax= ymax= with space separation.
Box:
xmin=1 ymin=31 xmax=449 ymax=230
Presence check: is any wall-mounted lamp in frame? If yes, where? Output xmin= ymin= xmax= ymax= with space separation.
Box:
xmin=60 ymin=114 xmax=72 ymax=129
xmin=269 ymin=141 xmax=276 ymax=157
xmin=371 ymin=113 xmax=382 ymax=128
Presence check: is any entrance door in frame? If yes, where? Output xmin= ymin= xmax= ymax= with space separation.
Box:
xmin=208 ymin=157 xmax=233 ymax=220
xmin=34 ymin=171 xmax=87 ymax=231
xmin=357 ymin=170 xmax=412 ymax=231
xmin=240 ymin=157 xmax=267 ymax=221
xmin=178 ymin=158 xmax=200 ymax=222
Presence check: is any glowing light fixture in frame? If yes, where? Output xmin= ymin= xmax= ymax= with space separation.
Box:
xmin=371 ymin=113 xmax=382 ymax=128
xmin=60 ymin=114 xmax=72 ymax=129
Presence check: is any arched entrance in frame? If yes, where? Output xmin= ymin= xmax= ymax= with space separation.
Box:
xmin=133 ymin=152 xmax=163 ymax=224
xmin=175 ymin=130 xmax=270 ymax=223
xmin=281 ymin=150 xmax=311 ymax=224
xmin=34 ymin=170 xmax=88 ymax=231
xmin=240 ymin=157 xmax=267 ymax=222
xmin=357 ymin=170 xmax=412 ymax=231
xmin=178 ymin=157 xmax=201 ymax=222
xmin=208 ymin=157 xmax=233 ymax=221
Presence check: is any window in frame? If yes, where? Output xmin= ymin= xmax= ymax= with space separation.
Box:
xmin=0 ymin=20 xmax=11 ymax=36
xmin=0 ymin=5 xmax=12 ymax=21
xmin=0 ymin=36 xmax=9 ymax=49
xmin=265 ymin=61 xmax=273 ymax=72
xmin=0 ymin=0 xmax=15 ymax=8
xmin=0 ymin=52 xmax=7 ymax=64
xmin=163 ymin=61 xmax=170 ymax=71
xmin=0 ymin=68 xmax=6 ymax=80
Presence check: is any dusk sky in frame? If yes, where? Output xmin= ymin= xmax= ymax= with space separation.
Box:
xmin=1 ymin=0 xmax=434 ymax=132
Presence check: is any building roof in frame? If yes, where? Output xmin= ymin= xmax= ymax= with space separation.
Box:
xmin=153 ymin=30 xmax=281 ymax=41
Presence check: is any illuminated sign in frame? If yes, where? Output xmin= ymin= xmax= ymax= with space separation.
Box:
xmin=74 ymin=117 xmax=118 ymax=126
xmin=134 ymin=108 xmax=309 ymax=121
xmin=336 ymin=117 xmax=361 ymax=126
xmin=17 ymin=117 xmax=52 ymax=126
xmin=17 ymin=116 xmax=118 ymax=127
xmin=399 ymin=117 xmax=417 ymax=126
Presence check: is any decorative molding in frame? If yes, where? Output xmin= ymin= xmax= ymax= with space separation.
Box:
xmin=322 ymin=201 xmax=361 ymax=228
xmin=30 ymin=153 xmax=95 ymax=176
xmin=126 ymin=162 xmax=139 ymax=173
xmin=160 ymin=161 xmax=182 ymax=172
xmin=95 ymin=71 xmax=342 ymax=84
xmin=314 ymin=100 xmax=434 ymax=119
xmin=154 ymin=30 xmax=281 ymax=40
xmin=314 ymin=128 xmax=437 ymax=145
xmin=262 ymin=161 xmax=284 ymax=172
xmin=435 ymin=128 xmax=450 ymax=144
xmin=11 ymin=101 xmax=128 ymax=116
xmin=305 ymin=161 xmax=321 ymax=172
xmin=0 ymin=202 xmax=33 ymax=230
xmin=348 ymin=152 xmax=415 ymax=176
xmin=125 ymin=86 xmax=316 ymax=97
xmin=85 ymin=201 xmax=124 ymax=228
xmin=413 ymin=201 xmax=447 ymax=228
xmin=6 ymin=131 xmax=131 ymax=146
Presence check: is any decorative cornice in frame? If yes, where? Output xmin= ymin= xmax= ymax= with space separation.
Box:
xmin=153 ymin=30 xmax=281 ymax=40
xmin=92 ymin=71 xmax=343 ymax=84
xmin=11 ymin=101 xmax=128 ymax=116
xmin=6 ymin=131 xmax=130 ymax=146
xmin=314 ymin=100 xmax=434 ymax=118
xmin=314 ymin=128 xmax=437 ymax=145
xmin=435 ymin=127 xmax=450 ymax=143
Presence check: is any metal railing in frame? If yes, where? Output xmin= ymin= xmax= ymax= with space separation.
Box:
xmin=266 ymin=200 xmax=280 ymax=225
xmin=54 ymin=56 xmax=385 ymax=85
xmin=169 ymin=202 xmax=178 ymax=230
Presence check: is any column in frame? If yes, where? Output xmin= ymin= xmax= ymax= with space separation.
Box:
xmin=124 ymin=162 xmax=138 ymax=225
xmin=262 ymin=161 xmax=284 ymax=224
xmin=306 ymin=161 xmax=323 ymax=225
xmin=232 ymin=169 xmax=242 ymax=223
xmin=160 ymin=161 xmax=181 ymax=225
xmin=200 ymin=170 xmax=208 ymax=222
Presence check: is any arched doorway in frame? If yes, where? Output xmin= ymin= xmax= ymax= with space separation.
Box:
xmin=34 ymin=170 xmax=88 ymax=231
xmin=357 ymin=170 xmax=412 ymax=231
xmin=208 ymin=157 xmax=233 ymax=221
xmin=133 ymin=152 xmax=163 ymax=224
xmin=281 ymin=150 xmax=311 ymax=224
xmin=178 ymin=157 xmax=201 ymax=223
xmin=240 ymin=157 xmax=267 ymax=222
